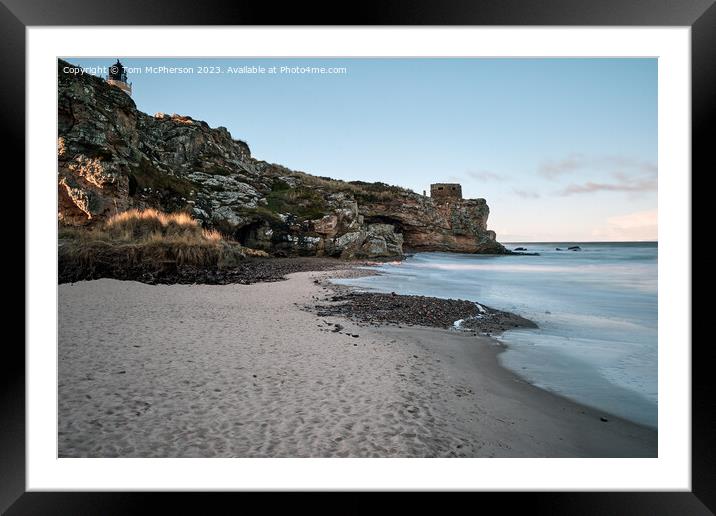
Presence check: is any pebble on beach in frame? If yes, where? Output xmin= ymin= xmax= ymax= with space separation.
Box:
xmin=311 ymin=291 xmax=537 ymax=336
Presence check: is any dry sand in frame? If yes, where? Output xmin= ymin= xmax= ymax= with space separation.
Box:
xmin=58 ymin=271 xmax=656 ymax=457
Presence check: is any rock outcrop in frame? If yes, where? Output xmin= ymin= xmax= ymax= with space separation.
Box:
xmin=359 ymin=194 xmax=501 ymax=254
xmin=57 ymin=59 xmax=506 ymax=259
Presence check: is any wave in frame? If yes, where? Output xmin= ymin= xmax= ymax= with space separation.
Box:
xmin=334 ymin=243 xmax=658 ymax=428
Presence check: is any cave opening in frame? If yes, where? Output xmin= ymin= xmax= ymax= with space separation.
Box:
xmin=234 ymin=220 xmax=266 ymax=246
xmin=128 ymin=174 xmax=138 ymax=196
xmin=364 ymin=215 xmax=406 ymax=235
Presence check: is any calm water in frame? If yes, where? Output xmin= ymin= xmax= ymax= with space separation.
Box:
xmin=333 ymin=242 xmax=658 ymax=428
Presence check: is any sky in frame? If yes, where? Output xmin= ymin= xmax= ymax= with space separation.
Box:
xmin=66 ymin=57 xmax=658 ymax=242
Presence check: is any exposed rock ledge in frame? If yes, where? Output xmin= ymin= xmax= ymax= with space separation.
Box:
xmin=58 ymin=59 xmax=507 ymax=259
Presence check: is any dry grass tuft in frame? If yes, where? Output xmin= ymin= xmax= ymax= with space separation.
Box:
xmin=102 ymin=208 xmax=202 ymax=242
xmin=59 ymin=209 xmax=262 ymax=275
xmin=202 ymin=228 xmax=222 ymax=242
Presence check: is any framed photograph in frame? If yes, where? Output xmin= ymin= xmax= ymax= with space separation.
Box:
xmin=7 ymin=0 xmax=712 ymax=513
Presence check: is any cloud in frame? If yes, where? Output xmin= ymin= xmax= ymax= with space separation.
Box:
xmin=466 ymin=170 xmax=509 ymax=182
xmin=559 ymin=177 xmax=657 ymax=196
xmin=605 ymin=156 xmax=657 ymax=175
xmin=539 ymin=154 xmax=657 ymax=179
xmin=539 ymin=153 xmax=586 ymax=178
xmin=513 ymin=188 xmax=540 ymax=199
xmin=591 ymin=210 xmax=657 ymax=241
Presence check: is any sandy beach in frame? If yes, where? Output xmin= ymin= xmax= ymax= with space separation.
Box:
xmin=58 ymin=271 xmax=657 ymax=457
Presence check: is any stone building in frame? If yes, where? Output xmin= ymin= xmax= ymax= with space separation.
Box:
xmin=106 ymin=59 xmax=132 ymax=96
xmin=430 ymin=183 xmax=462 ymax=201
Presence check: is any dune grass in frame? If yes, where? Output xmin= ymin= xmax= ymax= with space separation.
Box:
xmin=59 ymin=209 xmax=265 ymax=278
xmin=100 ymin=208 xmax=220 ymax=244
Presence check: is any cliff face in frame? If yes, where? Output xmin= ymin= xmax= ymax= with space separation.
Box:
xmin=359 ymin=196 xmax=498 ymax=253
xmin=57 ymin=59 xmax=505 ymax=258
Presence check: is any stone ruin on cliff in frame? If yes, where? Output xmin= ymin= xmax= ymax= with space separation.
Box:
xmin=430 ymin=183 xmax=462 ymax=201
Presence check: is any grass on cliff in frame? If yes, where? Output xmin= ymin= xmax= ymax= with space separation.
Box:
xmin=284 ymin=172 xmax=413 ymax=203
xmin=59 ymin=209 xmax=266 ymax=277
xmin=266 ymin=184 xmax=329 ymax=220
xmin=129 ymin=158 xmax=197 ymax=198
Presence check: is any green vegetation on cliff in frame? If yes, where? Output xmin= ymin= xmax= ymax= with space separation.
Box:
xmin=57 ymin=58 xmax=505 ymax=259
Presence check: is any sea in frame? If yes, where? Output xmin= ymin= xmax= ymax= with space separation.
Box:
xmin=332 ymin=242 xmax=658 ymax=428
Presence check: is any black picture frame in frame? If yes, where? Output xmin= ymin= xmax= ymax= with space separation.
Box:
xmin=5 ymin=0 xmax=712 ymax=513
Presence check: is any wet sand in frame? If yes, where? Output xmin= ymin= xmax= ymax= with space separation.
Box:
xmin=58 ymin=271 xmax=656 ymax=457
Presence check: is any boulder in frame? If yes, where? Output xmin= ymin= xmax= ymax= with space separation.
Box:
xmin=211 ymin=206 xmax=244 ymax=227
xmin=312 ymin=214 xmax=339 ymax=236
xmin=335 ymin=224 xmax=404 ymax=260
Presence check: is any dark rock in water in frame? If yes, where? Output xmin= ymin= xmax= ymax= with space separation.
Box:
xmin=309 ymin=291 xmax=537 ymax=335
xmin=568 ymin=246 xmax=581 ymax=251
xmin=514 ymin=247 xmax=527 ymax=251
xmin=600 ymin=416 xmax=608 ymax=422
xmin=555 ymin=248 xmax=563 ymax=251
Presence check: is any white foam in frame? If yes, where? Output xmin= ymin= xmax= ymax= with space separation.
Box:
xmin=335 ymin=244 xmax=658 ymax=428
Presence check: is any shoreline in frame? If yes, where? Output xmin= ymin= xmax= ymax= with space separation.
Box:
xmin=58 ymin=266 xmax=656 ymax=457
xmin=318 ymin=269 xmax=657 ymax=455
xmin=327 ymin=257 xmax=658 ymax=431
xmin=412 ymin=327 xmax=656 ymax=456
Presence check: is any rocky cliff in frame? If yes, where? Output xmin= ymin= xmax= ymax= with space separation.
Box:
xmin=58 ymin=59 xmax=506 ymax=259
